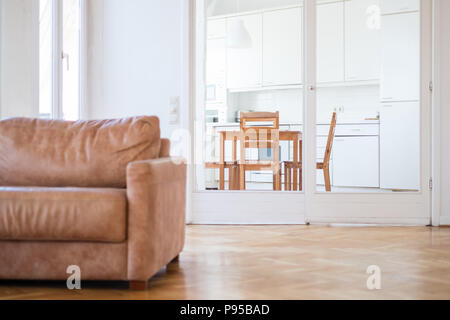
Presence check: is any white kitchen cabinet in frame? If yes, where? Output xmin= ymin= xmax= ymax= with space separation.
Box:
xmin=206 ymin=38 xmax=227 ymax=106
xmin=333 ymin=136 xmax=380 ymax=188
xmin=227 ymin=14 xmax=263 ymax=89
xmin=380 ymin=12 xmax=420 ymax=102
xmin=380 ymin=0 xmax=420 ymax=15
xmin=208 ymin=19 xmax=226 ymax=39
xmin=262 ymin=7 xmax=302 ymax=86
xmin=317 ymin=1 xmax=345 ymax=83
xmin=380 ymin=102 xmax=420 ymax=190
xmin=344 ymin=0 xmax=381 ymax=82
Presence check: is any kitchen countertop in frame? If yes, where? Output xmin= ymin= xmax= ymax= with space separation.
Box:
xmin=207 ymin=120 xmax=380 ymax=127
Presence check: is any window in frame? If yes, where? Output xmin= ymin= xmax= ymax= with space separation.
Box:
xmin=39 ymin=0 xmax=83 ymax=120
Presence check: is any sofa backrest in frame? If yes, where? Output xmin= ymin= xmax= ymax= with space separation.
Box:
xmin=0 ymin=116 xmax=161 ymax=188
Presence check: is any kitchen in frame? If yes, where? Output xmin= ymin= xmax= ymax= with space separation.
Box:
xmin=201 ymin=0 xmax=421 ymax=193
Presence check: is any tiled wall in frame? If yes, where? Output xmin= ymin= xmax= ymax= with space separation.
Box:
xmin=228 ymin=85 xmax=380 ymax=124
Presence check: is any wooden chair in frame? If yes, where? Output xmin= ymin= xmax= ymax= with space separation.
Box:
xmin=239 ymin=112 xmax=281 ymax=191
xmin=205 ymin=130 xmax=240 ymax=191
xmin=205 ymin=161 xmax=240 ymax=190
xmin=284 ymin=112 xmax=337 ymax=192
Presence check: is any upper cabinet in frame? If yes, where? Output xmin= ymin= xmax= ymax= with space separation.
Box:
xmin=344 ymin=0 xmax=381 ymax=82
xmin=317 ymin=1 xmax=345 ymax=83
xmin=208 ymin=19 xmax=226 ymax=39
xmin=380 ymin=0 xmax=420 ymax=15
xmin=262 ymin=7 xmax=303 ymax=86
xmin=380 ymin=11 xmax=420 ymax=102
xmin=227 ymin=14 xmax=263 ymax=89
xmin=218 ymin=1 xmax=420 ymax=91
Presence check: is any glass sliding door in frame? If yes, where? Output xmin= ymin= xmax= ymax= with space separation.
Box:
xmin=191 ymin=0 xmax=431 ymax=224
xmin=192 ymin=0 xmax=306 ymax=223
xmin=199 ymin=0 xmax=304 ymax=193
xmin=315 ymin=0 xmax=421 ymax=194
xmin=305 ymin=0 xmax=431 ymax=224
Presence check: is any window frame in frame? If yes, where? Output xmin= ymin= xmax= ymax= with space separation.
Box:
xmin=35 ymin=0 xmax=86 ymax=120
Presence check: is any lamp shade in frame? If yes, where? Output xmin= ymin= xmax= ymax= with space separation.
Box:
xmin=227 ymin=19 xmax=252 ymax=49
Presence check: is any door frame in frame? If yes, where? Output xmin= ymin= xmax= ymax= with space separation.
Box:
xmin=431 ymin=0 xmax=441 ymax=226
xmin=187 ymin=0 xmax=435 ymax=225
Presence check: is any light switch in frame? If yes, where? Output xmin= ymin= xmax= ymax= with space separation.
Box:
xmin=169 ymin=96 xmax=180 ymax=125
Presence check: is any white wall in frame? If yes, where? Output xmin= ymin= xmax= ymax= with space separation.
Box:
xmin=439 ymin=0 xmax=450 ymax=222
xmin=229 ymin=86 xmax=380 ymax=124
xmin=0 ymin=0 xmax=37 ymax=119
xmin=86 ymin=0 xmax=189 ymax=140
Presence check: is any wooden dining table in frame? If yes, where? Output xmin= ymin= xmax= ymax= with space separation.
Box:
xmin=214 ymin=130 xmax=303 ymax=191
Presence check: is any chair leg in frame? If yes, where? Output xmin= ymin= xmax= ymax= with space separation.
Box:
xmin=284 ymin=164 xmax=288 ymax=191
xmin=324 ymin=167 xmax=331 ymax=192
xmin=239 ymin=165 xmax=245 ymax=190
xmin=278 ymin=166 xmax=282 ymax=191
xmin=229 ymin=166 xmax=240 ymax=190
xmin=129 ymin=281 xmax=148 ymax=291
xmin=273 ymin=174 xmax=276 ymax=191
xmin=273 ymin=164 xmax=281 ymax=191
xmin=287 ymin=165 xmax=292 ymax=191
xmin=299 ymin=167 xmax=303 ymax=191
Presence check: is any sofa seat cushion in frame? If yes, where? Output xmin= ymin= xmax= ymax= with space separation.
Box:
xmin=0 ymin=187 xmax=127 ymax=243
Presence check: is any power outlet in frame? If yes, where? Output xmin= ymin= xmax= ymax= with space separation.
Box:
xmin=334 ymin=106 xmax=345 ymax=114
xmin=169 ymin=96 xmax=180 ymax=125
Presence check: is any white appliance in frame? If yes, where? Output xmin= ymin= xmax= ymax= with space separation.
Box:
xmin=379 ymin=7 xmax=421 ymax=191
xmin=380 ymin=102 xmax=420 ymax=190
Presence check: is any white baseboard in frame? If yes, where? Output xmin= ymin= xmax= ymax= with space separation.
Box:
xmin=440 ymin=216 xmax=450 ymax=226
xmin=310 ymin=217 xmax=430 ymax=226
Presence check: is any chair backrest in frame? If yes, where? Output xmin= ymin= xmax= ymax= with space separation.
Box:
xmin=239 ymin=112 xmax=280 ymax=150
xmin=323 ymin=112 xmax=337 ymax=166
xmin=240 ymin=112 xmax=279 ymax=131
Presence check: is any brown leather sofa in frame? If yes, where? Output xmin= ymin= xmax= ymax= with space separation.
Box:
xmin=0 ymin=116 xmax=187 ymax=290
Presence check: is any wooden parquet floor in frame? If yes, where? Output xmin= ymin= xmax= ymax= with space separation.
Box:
xmin=1 ymin=225 xmax=450 ymax=300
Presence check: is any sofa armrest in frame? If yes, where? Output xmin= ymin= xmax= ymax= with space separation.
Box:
xmin=126 ymin=157 xmax=187 ymax=281
xmin=159 ymin=138 xmax=171 ymax=158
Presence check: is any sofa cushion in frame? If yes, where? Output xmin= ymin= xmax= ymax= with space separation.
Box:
xmin=0 ymin=117 xmax=161 ymax=188
xmin=0 ymin=187 xmax=127 ymax=243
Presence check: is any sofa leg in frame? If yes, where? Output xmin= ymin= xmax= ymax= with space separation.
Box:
xmin=129 ymin=281 xmax=148 ymax=291
xmin=170 ymin=255 xmax=180 ymax=264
